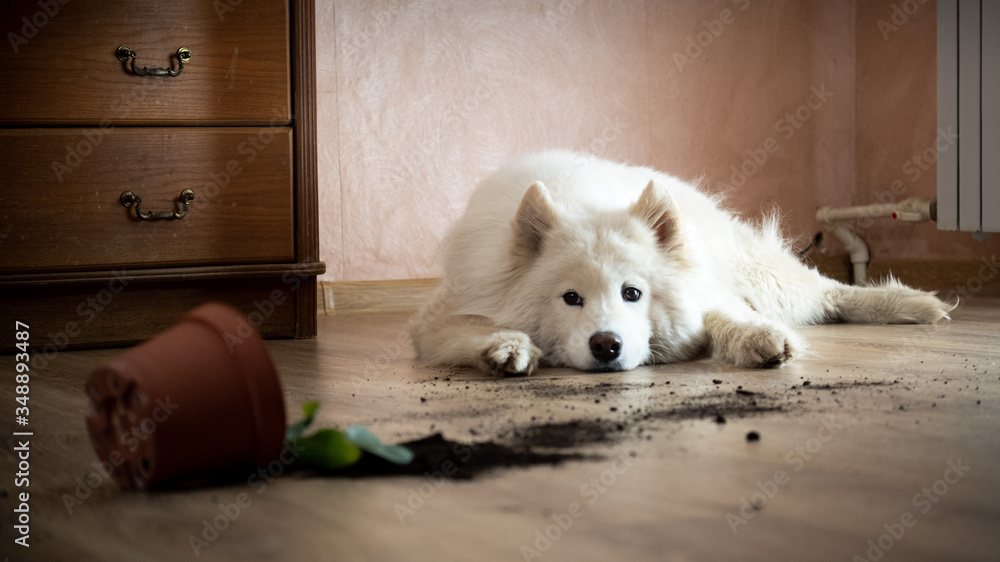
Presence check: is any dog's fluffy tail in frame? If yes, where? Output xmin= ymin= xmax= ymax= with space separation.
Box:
xmin=829 ymin=276 xmax=957 ymax=324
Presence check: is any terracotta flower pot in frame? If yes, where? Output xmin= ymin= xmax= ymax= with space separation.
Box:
xmin=85 ymin=302 xmax=286 ymax=490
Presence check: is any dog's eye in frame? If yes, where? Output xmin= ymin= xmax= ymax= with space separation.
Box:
xmin=562 ymin=291 xmax=583 ymax=306
xmin=622 ymin=286 xmax=642 ymax=302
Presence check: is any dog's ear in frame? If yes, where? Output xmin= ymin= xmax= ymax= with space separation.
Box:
xmin=630 ymin=178 xmax=678 ymax=247
xmin=512 ymin=181 xmax=559 ymax=256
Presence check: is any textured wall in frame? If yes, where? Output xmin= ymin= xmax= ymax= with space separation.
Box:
xmin=646 ymin=0 xmax=854 ymax=244
xmin=318 ymin=0 xmax=982 ymax=282
xmin=854 ymin=0 xmax=1000 ymax=262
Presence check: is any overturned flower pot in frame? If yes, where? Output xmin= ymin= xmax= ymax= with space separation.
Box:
xmin=85 ymin=302 xmax=286 ymax=490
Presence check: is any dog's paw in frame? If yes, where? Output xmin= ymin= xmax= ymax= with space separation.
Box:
xmin=892 ymin=292 xmax=957 ymax=324
xmin=835 ymin=280 xmax=958 ymax=324
xmin=721 ymin=323 xmax=800 ymax=369
xmin=479 ymin=331 xmax=541 ymax=376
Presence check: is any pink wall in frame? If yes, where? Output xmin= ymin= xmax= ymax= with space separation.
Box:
xmin=317 ymin=0 xmax=994 ymax=282
xmin=855 ymin=0 xmax=1000 ymax=261
xmin=646 ymin=0 xmax=854 ymax=244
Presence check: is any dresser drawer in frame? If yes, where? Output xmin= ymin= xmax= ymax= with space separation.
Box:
xmin=0 ymin=0 xmax=289 ymax=125
xmin=0 ymin=128 xmax=295 ymax=273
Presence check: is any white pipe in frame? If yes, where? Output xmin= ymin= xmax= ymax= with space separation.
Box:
xmin=829 ymin=224 xmax=869 ymax=284
xmin=817 ymin=203 xmax=893 ymax=223
xmin=816 ymin=198 xmax=935 ymax=224
xmin=814 ymin=198 xmax=935 ymax=285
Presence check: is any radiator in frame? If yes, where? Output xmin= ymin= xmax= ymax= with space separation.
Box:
xmin=937 ymin=0 xmax=1000 ymax=235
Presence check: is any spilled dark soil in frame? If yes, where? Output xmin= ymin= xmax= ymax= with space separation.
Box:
xmin=640 ymin=389 xmax=784 ymax=423
xmin=525 ymin=380 xmax=659 ymax=399
xmin=335 ymin=433 xmax=592 ymax=480
xmin=333 ymin=387 xmax=791 ymax=480
xmin=504 ymin=419 xmax=627 ymax=449
xmin=332 ymin=372 xmax=928 ymax=480
xmin=795 ymin=380 xmax=899 ymax=391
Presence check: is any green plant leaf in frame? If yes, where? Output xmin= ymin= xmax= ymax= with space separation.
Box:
xmin=347 ymin=425 xmax=414 ymax=465
xmin=284 ymin=402 xmax=412 ymax=472
xmin=293 ymin=428 xmax=362 ymax=470
xmin=285 ymin=400 xmax=320 ymax=442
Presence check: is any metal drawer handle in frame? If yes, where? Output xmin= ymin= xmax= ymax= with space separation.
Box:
xmin=120 ymin=189 xmax=195 ymax=221
xmin=115 ymin=45 xmax=191 ymax=77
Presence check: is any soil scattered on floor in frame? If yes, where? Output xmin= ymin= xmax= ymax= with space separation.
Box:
xmin=328 ymin=388 xmax=788 ymax=480
xmin=641 ymin=390 xmax=784 ymax=422
xmin=334 ymin=433 xmax=592 ymax=480
xmin=796 ymin=380 xmax=898 ymax=391
xmin=522 ymin=380 xmax=659 ymax=399
xmin=506 ymin=419 xmax=625 ymax=448
xmin=355 ymin=371 xmax=922 ymax=480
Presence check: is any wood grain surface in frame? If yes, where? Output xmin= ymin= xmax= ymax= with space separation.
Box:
xmin=3 ymin=298 xmax=998 ymax=561
xmin=0 ymin=0 xmax=290 ymax=125
xmin=0 ymin=276 xmax=306 ymax=351
xmin=290 ymin=0 xmax=320 ymax=339
xmin=0 ymin=0 xmax=322 ymax=345
xmin=0 ymin=128 xmax=295 ymax=273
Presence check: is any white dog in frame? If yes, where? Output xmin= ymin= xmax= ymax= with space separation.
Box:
xmin=410 ymin=150 xmax=953 ymax=375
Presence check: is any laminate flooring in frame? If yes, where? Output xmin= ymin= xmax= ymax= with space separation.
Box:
xmin=3 ymin=299 xmax=999 ymax=561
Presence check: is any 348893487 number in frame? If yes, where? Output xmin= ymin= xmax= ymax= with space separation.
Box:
xmin=15 ymin=322 xmax=30 ymax=424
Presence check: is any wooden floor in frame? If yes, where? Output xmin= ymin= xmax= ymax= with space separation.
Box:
xmin=4 ymin=298 xmax=1000 ymax=561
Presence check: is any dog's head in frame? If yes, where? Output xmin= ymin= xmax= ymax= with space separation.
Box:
xmin=505 ymin=179 xmax=692 ymax=371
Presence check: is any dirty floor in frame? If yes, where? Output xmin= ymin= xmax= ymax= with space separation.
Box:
xmin=3 ymin=298 xmax=999 ymax=561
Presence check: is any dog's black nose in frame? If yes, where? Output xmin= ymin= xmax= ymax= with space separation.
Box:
xmin=589 ymin=332 xmax=623 ymax=363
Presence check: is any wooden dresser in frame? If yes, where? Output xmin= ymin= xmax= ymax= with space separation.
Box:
xmin=0 ymin=0 xmax=324 ymax=353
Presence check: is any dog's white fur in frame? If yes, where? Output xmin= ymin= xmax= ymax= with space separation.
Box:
xmin=410 ymin=150 xmax=954 ymax=375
